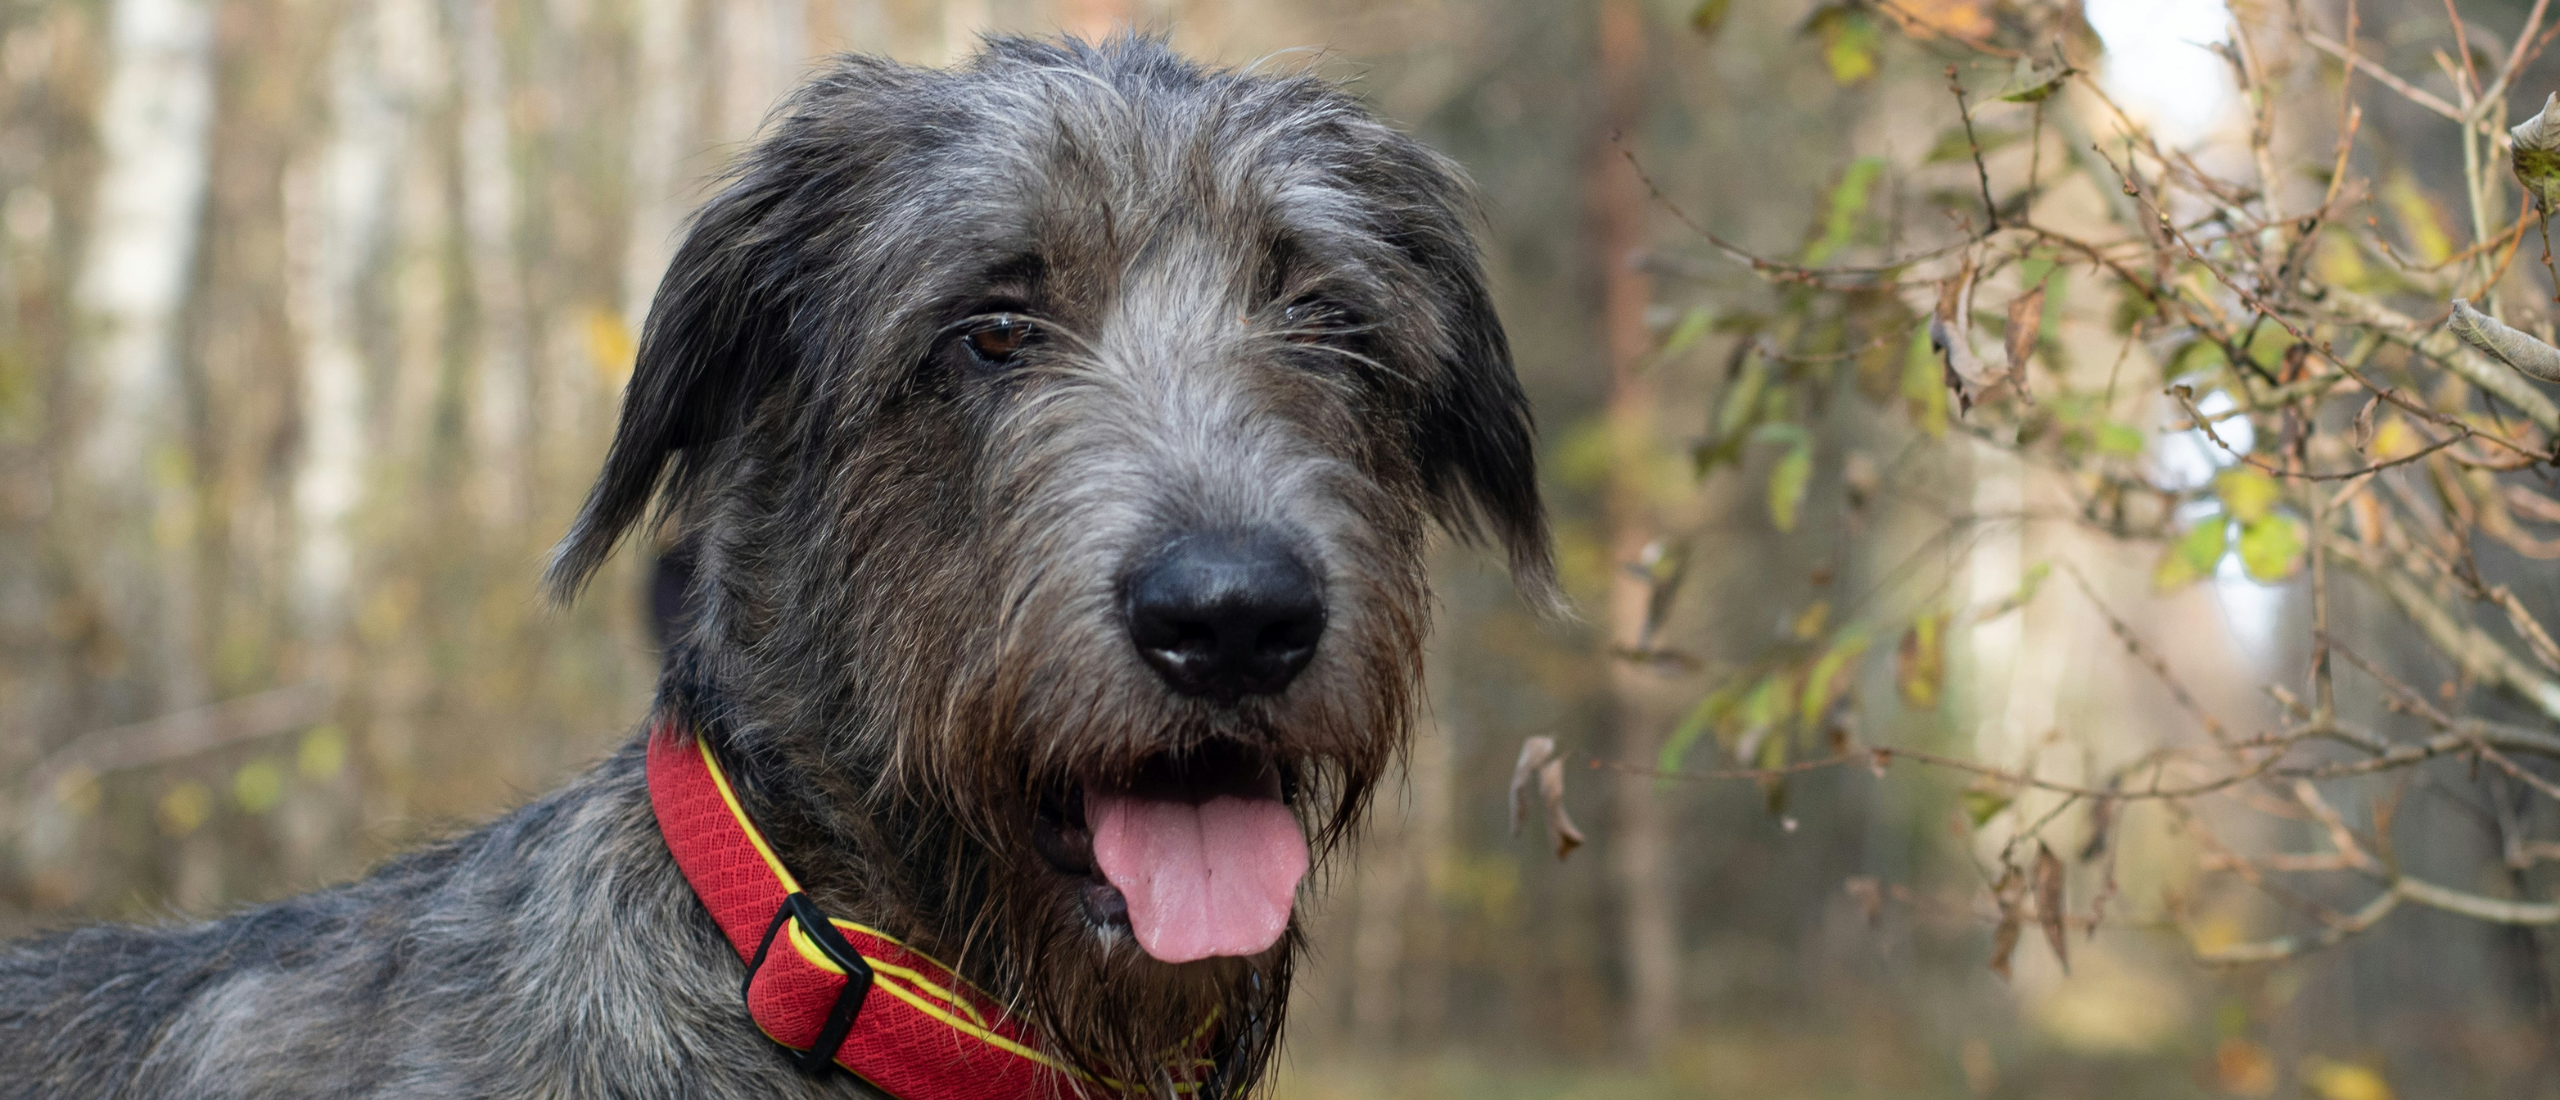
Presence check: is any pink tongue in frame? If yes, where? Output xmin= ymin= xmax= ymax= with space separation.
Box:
xmin=1087 ymin=792 xmax=1308 ymax=964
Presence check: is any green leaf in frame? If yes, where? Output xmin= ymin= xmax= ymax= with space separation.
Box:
xmin=232 ymin=759 xmax=284 ymax=815
xmin=1757 ymin=725 xmax=1791 ymax=816
xmin=1962 ymin=787 xmax=2014 ymax=828
xmin=298 ymin=726 xmax=348 ymax=779
xmin=1553 ymin=416 xmax=1617 ymax=489
xmin=1768 ymin=436 xmax=1814 ymax=532
xmin=2096 ymin=422 xmax=2147 ymax=457
xmin=1996 ymin=57 xmax=2074 ymax=103
xmin=1737 ymin=674 xmax=1788 ymax=739
xmin=1660 ymin=307 xmax=1716 ymax=359
xmin=1924 ymin=124 xmax=2022 ymax=165
xmin=2154 ymin=517 xmax=2229 ymax=592
xmin=2168 ymin=340 xmax=2229 ymax=380
xmin=1800 ymin=627 xmax=1871 ymax=729
xmin=2239 ymin=513 xmax=2306 ymax=582
xmin=1661 ymin=682 xmax=1743 ymax=773
xmin=2519 ymin=148 xmax=2560 ymax=214
xmin=1715 ymin=354 xmax=1771 ymax=441
xmin=1692 ymin=434 xmax=1744 ymax=476
xmin=1900 ymin=327 xmax=1948 ymax=438
xmin=2214 ymin=467 xmax=2281 ymax=523
xmin=2244 ymin=325 xmax=2299 ymax=374
xmin=1804 ymin=157 xmax=1888 ymax=265
xmin=1690 ymin=0 xmax=1732 ymax=36
xmin=1804 ymin=6 xmax=1879 ymax=84
xmin=1975 ymin=561 xmax=2052 ymax=623
xmin=1897 ymin=612 xmax=1947 ymax=709
xmin=2111 ymin=292 xmax=2159 ymax=335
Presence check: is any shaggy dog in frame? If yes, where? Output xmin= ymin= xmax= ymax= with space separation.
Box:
xmin=0 ymin=35 xmax=1552 ymax=1099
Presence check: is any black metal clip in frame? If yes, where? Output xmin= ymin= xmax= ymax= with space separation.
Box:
xmin=743 ymin=891 xmax=876 ymax=1075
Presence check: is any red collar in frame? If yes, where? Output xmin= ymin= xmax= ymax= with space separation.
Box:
xmin=647 ymin=718 xmax=1202 ymax=1098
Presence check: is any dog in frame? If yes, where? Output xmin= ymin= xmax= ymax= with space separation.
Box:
xmin=0 ymin=35 xmax=1553 ymax=1098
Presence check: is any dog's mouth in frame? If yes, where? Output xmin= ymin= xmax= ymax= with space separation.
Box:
xmin=1032 ymin=739 xmax=1308 ymax=964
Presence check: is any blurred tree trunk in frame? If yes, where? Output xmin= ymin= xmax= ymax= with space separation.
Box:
xmin=289 ymin=0 xmax=405 ymax=638
xmin=69 ymin=0 xmax=217 ymax=717
xmin=1059 ymin=0 xmax=1134 ymax=41
xmin=1590 ymin=0 xmax=1674 ymax=1064
xmin=365 ymin=0 xmax=456 ymax=830
xmin=941 ymin=0 xmax=990 ymax=63
xmin=622 ymin=0 xmax=697 ymax=331
xmin=283 ymin=0 xmax=423 ymax=885
xmin=1348 ymin=722 xmax=1425 ymax=1048
xmin=716 ymin=0 xmax=805 ymax=147
xmin=458 ymin=0 xmax=530 ymax=530
xmin=1401 ymin=714 xmax=1455 ymax=1042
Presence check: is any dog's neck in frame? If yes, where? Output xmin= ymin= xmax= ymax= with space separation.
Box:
xmin=657 ymin=671 xmax=942 ymax=940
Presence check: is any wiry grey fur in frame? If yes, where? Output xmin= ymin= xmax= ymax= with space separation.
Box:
xmin=0 ymin=35 xmax=1552 ymax=1098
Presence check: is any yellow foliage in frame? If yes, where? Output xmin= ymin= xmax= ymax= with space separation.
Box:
xmin=299 ymin=726 xmax=348 ymax=780
xmin=2213 ymin=1039 xmax=2276 ymax=1097
xmin=158 ymin=780 xmax=214 ymax=837
xmin=2383 ymin=172 xmax=2454 ymax=266
xmin=2303 ymin=1059 xmax=2394 ymax=1100
xmin=2367 ymin=416 xmax=2420 ymax=460
xmin=584 ymin=307 xmax=637 ymax=385
xmin=232 ymin=759 xmax=284 ymax=814
xmin=1883 ymin=0 xmax=1993 ymax=39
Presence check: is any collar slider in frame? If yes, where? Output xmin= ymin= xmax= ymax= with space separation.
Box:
xmin=746 ymin=891 xmax=876 ymax=1075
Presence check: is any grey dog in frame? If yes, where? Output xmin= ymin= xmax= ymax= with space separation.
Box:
xmin=0 ymin=34 xmax=1552 ymax=1098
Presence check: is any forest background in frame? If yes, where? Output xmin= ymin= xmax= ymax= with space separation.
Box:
xmin=1 ymin=0 xmax=2555 ymax=1097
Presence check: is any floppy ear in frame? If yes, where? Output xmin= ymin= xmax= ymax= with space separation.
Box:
xmin=1415 ymin=266 xmax=1564 ymax=618
xmin=1354 ymin=129 xmax=1560 ymax=615
xmin=543 ymin=180 xmax=800 ymax=601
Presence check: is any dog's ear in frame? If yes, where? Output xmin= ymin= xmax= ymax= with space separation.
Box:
xmin=544 ymin=178 xmax=799 ymax=602
xmin=1371 ymin=135 xmax=1563 ymax=617
xmin=1416 ymin=266 xmax=1565 ymax=618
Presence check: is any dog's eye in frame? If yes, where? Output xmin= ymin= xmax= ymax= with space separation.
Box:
xmin=1278 ymin=298 xmax=1346 ymax=344
xmin=960 ymin=315 xmax=1041 ymax=365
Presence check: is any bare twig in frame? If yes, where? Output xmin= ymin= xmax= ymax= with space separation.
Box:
xmin=28 ymin=683 xmax=336 ymax=795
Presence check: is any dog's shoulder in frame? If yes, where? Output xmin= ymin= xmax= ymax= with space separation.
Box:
xmin=0 ymin=739 xmax=842 ymax=1098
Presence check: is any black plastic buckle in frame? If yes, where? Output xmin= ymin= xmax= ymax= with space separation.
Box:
xmin=742 ymin=892 xmax=876 ymax=1075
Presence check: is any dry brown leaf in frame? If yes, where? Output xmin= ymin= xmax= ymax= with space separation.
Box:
xmin=1845 ymin=876 xmax=1884 ymax=928
xmin=1930 ymin=252 xmax=1996 ymax=414
xmin=1539 ymin=757 xmax=1584 ymax=860
xmin=1987 ymin=862 xmax=2025 ymax=980
xmin=1507 ymin=736 xmax=1553 ymax=837
xmin=2079 ymin=796 xmax=2116 ymax=862
xmin=1882 ymin=0 xmax=1994 ymax=40
xmin=2086 ymin=858 xmax=2119 ymax=942
xmin=1507 ymin=736 xmax=1584 ymax=860
xmin=2003 ymin=285 xmax=2044 ymax=402
xmin=2448 ymin=298 xmax=2560 ymax=383
xmin=1988 ymin=914 xmax=2021 ymax=981
xmin=2034 ymin=842 xmax=2070 ymax=974
xmin=2509 ymin=483 xmax=2560 ymax=524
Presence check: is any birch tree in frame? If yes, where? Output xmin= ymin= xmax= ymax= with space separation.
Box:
xmin=70 ymin=0 xmax=216 ymax=712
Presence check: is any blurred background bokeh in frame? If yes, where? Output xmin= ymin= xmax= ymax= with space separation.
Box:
xmin=3 ymin=0 xmax=2558 ymax=1096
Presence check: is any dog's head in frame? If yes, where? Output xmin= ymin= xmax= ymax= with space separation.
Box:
xmin=550 ymin=35 xmax=1552 ymax=1089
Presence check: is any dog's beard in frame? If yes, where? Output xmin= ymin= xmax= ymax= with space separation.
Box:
xmin=1010 ymin=887 xmax=1292 ymax=1091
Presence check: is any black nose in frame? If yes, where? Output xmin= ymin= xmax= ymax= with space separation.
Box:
xmin=1124 ymin=531 xmax=1326 ymax=703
